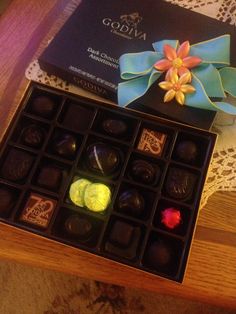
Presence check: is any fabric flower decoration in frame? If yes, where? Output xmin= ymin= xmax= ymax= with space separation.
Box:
xmin=159 ymin=69 xmax=195 ymax=105
xmin=154 ymin=41 xmax=202 ymax=80
xmin=118 ymin=35 xmax=236 ymax=115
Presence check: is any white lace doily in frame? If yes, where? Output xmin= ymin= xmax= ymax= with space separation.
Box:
xmin=25 ymin=0 xmax=236 ymax=208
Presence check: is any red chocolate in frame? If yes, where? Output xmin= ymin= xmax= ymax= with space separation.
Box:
xmin=137 ymin=128 xmax=167 ymax=157
xmin=20 ymin=193 xmax=57 ymax=228
xmin=161 ymin=207 xmax=181 ymax=229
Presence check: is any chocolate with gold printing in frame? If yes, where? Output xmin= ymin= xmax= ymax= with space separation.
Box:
xmin=20 ymin=193 xmax=57 ymax=228
xmin=137 ymin=128 xmax=167 ymax=157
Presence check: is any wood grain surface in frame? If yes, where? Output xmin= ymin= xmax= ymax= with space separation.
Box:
xmin=0 ymin=0 xmax=235 ymax=309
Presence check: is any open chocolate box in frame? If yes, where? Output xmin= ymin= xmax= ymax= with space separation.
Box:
xmin=0 ymin=82 xmax=217 ymax=282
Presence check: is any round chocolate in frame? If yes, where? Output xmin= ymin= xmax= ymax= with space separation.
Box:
xmin=52 ymin=133 xmax=77 ymax=158
xmin=117 ymin=189 xmax=145 ymax=217
xmin=0 ymin=187 xmax=15 ymax=216
xmin=131 ymin=160 xmax=156 ymax=184
xmin=21 ymin=125 xmax=45 ymax=148
xmin=84 ymin=183 xmax=111 ymax=212
xmin=69 ymin=178 xmax=91 ymax=207
xmin=37 ymin=165 xmax=62 ymax=190
xmin=31 ymin=96 xmax=55 ymax=118
xmin=147 ymin=240 xmax=172 ymax=268
xmin=64 ymin=215 xmax=93 ymax=240
xmin=1 ymin=149 xmax=33 ymax=182
xmin=102 ymin=119 xmax=127 ymax=136
xmin=176 ymin=140 xmax=197 ymax=162
xmin=86 ymin=143 xmax=120 ymax=176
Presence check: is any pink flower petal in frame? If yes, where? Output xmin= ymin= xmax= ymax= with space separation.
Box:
xmin=178 ymin=67 xmax=190 ymax=78
xmin=183 ymin=56 xmax=202 ymax=68
xmin=177 ymin=41 xmax=190 ymax=59
xmin=154 ymin=59 xmax=172 ymax=71
xmin=164 ymin=44 xmax=177 ymax=61
xmin=165 ymin=67 xmax=177 ymax=81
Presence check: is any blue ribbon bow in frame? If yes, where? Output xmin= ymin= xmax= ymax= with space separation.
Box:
xmin=118 ymin=34 xmax=236 ymax=114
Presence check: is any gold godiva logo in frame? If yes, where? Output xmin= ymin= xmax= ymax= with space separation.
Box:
xmin=102 ymin=12 xmax=147 ymax=41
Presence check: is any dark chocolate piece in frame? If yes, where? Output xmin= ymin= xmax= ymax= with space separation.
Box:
xmin=176 ymin=140 xmax=197 ymax=162
xmin=20 ymin=125 xmax=45 ymax=148
xmin=36 ymin=165 xmax=62 ymax=190
xmin=109 ymin=220 xmax=134 ymax=248
xmin=0 ymin=187 xmax=16 ymax=216
xmin=62 ymin=103 xmax=94 ymax=132
xmin=86 ymin=143 xmax=120 ymax=175
xmin=0 ymin=149 xmax=33 ymax=182
xmin=117 ymin=189 xmax=145 ymax=217
xmin=19 ymin=193 xmax=56 ymax=228
xmin=165 ymin=168 xmax=195 ymax=200
xmin=102 ymin=119 xmax=127 ymax=136
xmin=130 ymin=159 xmax=156 ymax=184
xmin=105 ymin=220 xmax=141 ymax=260
xmin=64 ymin=215 xmax=93 ymax=240
xmin=52 ymin=133 xmax=77 ymax=158
xmin=137 ymin=128 xmax=167 ymax=157
xmin=31 ymin=96 xmax=55 ymax=118
xmin=147 ymin=240 xmax=172 ymax=268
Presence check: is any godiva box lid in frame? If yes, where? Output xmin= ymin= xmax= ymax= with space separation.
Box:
xmin=39 ymin=0 xmax=236 ymax=130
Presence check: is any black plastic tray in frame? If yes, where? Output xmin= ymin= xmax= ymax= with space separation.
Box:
xmin=0 ymin=82 xmax=217 ymax=282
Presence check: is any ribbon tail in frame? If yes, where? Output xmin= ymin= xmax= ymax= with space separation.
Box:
xmin=214 ymin=101 xmax=236 ymax=115
xmin=185 ymin=74 xmax=236 ymax=114
xmin=219 ymin=67 xmax=236 ymax=97
xmin=190 ymin=34 xmax=230 ymax=66
xmin=118 ymin=69 xmax=162 ymax=107
xmin=192 ymin=64 xmax=225 ymax=98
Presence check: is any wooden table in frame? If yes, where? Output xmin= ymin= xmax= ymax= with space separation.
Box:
xmin=0 ymin=0 xmax=236 ymax=309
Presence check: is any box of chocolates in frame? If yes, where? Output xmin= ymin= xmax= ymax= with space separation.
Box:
xmin=0 ymin=82 xmax=216 ymax=282
xmin=38 ymin=0 xmax=236 ymax=129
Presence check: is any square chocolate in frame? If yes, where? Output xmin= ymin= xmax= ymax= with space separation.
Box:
xmin=19 ymin=193 xmax=57 ymax=228
xmin=62 ymin=103 xmax=95 ymax=132
xmin=105 ymin=219 xmax=141 ymax=260
xmin=137 ymin=128 xmax=167 ymax=157
xmin=109 ymin=220 xmax=134 ymax=248
xmin=36 ymin=165 xmax=62 ymax=191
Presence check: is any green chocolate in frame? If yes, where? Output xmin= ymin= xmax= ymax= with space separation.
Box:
xmin=69 ymin=178 xmax=91 ymax=207
xmin=84 ymin=183 xmax=111 ymax=212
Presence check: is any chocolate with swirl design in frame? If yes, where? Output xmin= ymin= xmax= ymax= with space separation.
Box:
xmin=165 ymin=168 xmax=195 ymax=200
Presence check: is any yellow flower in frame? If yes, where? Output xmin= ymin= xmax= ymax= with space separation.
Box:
xmin=159 ymin=69 xmax=196 ymax=105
